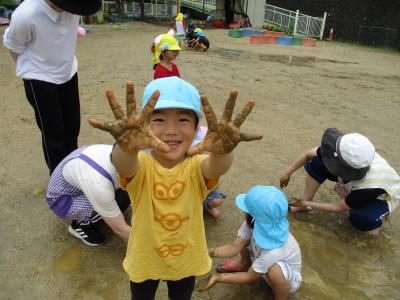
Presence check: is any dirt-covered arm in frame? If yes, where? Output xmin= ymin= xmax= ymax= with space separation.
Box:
xmin=189 ymin=91 xmax=263 ymax=180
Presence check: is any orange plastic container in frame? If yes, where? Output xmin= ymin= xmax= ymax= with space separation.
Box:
xmin=263 ymin=31 xmax=284 ymax=37
xmin=249 ymin=35 xmax=277 ymax=44
xmin=301 ymin=38 xmax=316 ymax=47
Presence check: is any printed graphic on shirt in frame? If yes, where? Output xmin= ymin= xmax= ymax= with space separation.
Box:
xmin=153 ymin=181 xmax=186 ymax=200
xmin=152 ymin=180 xmax=191 ymax=257
xmin=155 ymin=243 xmax=188 ymax=257
xmin=154 ymin=212 xmax=189 ymax=235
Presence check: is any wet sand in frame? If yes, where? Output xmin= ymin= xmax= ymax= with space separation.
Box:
xmin=1 ymin=22 xmax=400 ymax=299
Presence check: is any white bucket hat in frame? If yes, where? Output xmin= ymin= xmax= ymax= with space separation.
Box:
xmin=320 ymin=128 xmax=375 ymax=181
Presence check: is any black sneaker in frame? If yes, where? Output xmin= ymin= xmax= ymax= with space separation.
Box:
xmin=68 ymin=220 xmax=106 ymax=246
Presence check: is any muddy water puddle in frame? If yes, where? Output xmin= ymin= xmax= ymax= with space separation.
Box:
xmin=54 ymin=247 xmax=84 ymax=272
xmin=218 ymin=48 xmax=355 ymax=67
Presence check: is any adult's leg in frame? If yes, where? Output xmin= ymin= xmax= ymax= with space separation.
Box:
xmin=59 ymin=73 xmax=80 ymax=156
xmin=130 ymin=280 xmax=160 ymax=300
xmin=265 ymin=264 xmax=290 ymax=300
xmin=167 ymin=276 xmax=195 ymax=300
xmin=23 ymin=79 xmax=67 ymax=173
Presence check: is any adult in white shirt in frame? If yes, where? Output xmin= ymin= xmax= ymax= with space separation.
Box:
xmin=3 ymin=0 xmax=101 ymax=174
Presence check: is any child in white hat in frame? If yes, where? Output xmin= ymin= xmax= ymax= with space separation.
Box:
xmin=280 ymin=128 xmax=400 ymax=236
xmin=201 ymin=185 xmax=302 ymax=300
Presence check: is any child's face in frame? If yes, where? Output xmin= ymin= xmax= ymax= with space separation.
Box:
xmin=150 ymin=108 xmax=196 ymax=168
xmin=163 ymin=50 xmax=179 ymax=61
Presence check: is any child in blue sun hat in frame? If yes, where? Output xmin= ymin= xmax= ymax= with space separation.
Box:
xmin=88 ymin=76 xmax=262 ymax=300
xmin=201 ymin=186 xmax=302 ymax=299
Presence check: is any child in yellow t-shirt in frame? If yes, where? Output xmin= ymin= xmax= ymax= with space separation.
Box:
xmin=89 ymin=76 xmax=262 ymax=299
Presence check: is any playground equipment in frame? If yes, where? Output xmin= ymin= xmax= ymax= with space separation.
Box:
xmin=239 ymin=28 xmax=263 ymax=37
xmin=276 ymin=36 xmax=292 ymax=45
xmin=250 ymin=35 xmax=277 ymax=44
xmin=248 ymin=34 xmax=316 ymax=47
xmin=228 ymin=29 xmax=241 ymax=38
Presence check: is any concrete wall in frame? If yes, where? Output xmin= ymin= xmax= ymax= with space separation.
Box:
xmin=266 ymin=0 xmax=400 ymax=48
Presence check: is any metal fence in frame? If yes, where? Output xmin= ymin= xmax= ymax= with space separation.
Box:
xmin=357 ymin=26 xmax=399 ymax=48
xmin=103 ymin=1 xmax=176 ymax=19
xmin=180 ymin=0 xmax=216 ymax=15
xmin=264 ymin=4 xmax=326 ymax=39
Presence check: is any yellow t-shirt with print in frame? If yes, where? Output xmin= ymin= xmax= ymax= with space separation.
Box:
xmin=121 ymin=152 xmax=215 ymax=282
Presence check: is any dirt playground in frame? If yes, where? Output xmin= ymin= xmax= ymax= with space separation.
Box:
xmin=1 ymin=22 xmax=400 ymax=300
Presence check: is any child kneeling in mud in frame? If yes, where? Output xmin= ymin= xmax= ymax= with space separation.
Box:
xmin=201 ymin=186 xmax=302 ymax=300
xmin=89 ymin=76 xmax=262 ymax=299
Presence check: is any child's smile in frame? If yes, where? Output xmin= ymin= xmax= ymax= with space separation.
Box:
xmin=150 ymin=108 xmax=196 ymax=168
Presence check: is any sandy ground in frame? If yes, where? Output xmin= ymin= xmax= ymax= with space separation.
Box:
xmin=1 ymin=22 xmax=400 ymax=300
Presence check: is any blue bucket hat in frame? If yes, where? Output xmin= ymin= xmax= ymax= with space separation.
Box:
xmin=235 ymin=186 xmax=289 ymax=250
xmin=142 ymin=77 xmax=203 ymax=120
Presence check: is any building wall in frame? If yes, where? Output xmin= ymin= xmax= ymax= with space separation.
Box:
xmin=266 ymin=0 xmax=400 ymax=48
xmin=246 ymin=0 xmax=265 ymax=27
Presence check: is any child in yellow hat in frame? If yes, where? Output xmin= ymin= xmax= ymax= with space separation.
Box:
xmin=154 ymin=34 xmax=182 ymax=79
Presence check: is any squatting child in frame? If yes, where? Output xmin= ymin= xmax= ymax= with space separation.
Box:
xmin=280 ymin=128 xmax=400 ymax=236
xmin=201 ymin=186 xmax=302 ymax=300
xmin=89 ymin=76 xmax=262 ymax=299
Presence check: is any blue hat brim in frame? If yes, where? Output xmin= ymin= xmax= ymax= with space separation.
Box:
xmin=235 ymin=194 xmax=249 ymax=213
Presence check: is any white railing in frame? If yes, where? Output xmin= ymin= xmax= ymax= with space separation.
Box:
xmin=124 ymin=2 xmax=176 ymax=18
xmin=102 ymin=1 xmax=175 ymax=18
xmin=264 ymin=4 xmax=327 ymax=39
xmin=180 ymin=0 xmax=216 ymax=15
xmin=103 ymin=0 xmax=215 ymax=17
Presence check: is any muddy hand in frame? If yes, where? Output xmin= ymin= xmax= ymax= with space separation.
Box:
xmin=280 ymin=173 xmax=291 ymax=188
xmin=208 ymin=248 xmax=216 ymax=258
xmin=198 ymin=274 xmax=220 ymax=292
xmin=289 ymin=197 xmax=307 ymax=208
xmin=88 ymin=81 xmax=169 ymax=153
xmin=189 ymin=91 xmax=263 ymax=155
